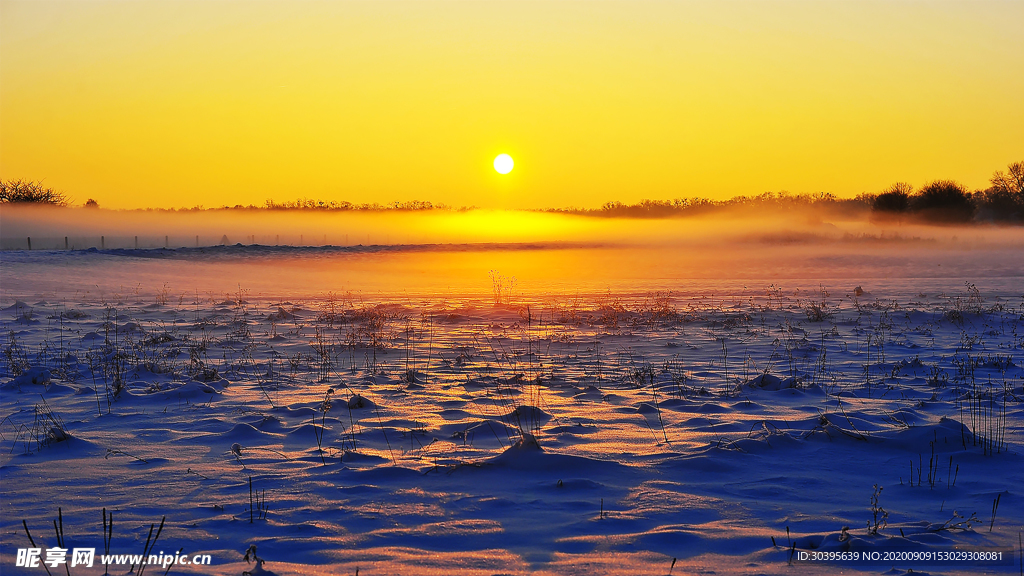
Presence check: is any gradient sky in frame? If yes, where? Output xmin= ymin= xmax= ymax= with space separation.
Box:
xmin=2 ymin=1 xmax=1022 ymax=210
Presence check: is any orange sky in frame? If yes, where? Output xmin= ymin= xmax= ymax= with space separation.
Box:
xmin=2 ymin=1 xmax=1022 ymax=210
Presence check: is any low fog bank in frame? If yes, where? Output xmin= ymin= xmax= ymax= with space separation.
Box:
xmin=3 ymin=204 xmax=1024 ymax=251
xmin=2 ymin=204 xmax=1023 ymax=301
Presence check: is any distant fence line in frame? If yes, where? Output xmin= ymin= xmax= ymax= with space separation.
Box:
xmin=0 ymin=233 xmax=393 ymax=251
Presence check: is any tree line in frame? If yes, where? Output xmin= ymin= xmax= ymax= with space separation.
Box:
xmin=870 ymin=161 xmax=1023 ymax=223
xmin=3 ymin=160 xmax=1022 ymax=224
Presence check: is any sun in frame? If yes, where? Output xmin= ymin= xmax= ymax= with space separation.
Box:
xmin=493 ymin=154 xmax=514 ymax=174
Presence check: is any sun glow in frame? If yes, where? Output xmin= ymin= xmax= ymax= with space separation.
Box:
xmin=493 ymin=154 xmax=514 ymax=175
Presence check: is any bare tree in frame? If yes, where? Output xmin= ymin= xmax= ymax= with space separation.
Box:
xmin=0 ymin=180 xmax=70 ymax=205
xmin=990 ymin=161 xmax=1024 ymax=200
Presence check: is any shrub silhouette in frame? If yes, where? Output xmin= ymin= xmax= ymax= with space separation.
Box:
xmin=0 ymin=179 xmax=70 ymax=205
xmin=910 ymin=180 xmax=974 ymax=223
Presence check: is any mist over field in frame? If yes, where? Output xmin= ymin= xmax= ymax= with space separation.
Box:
xmin=3 ymin=204 xmax=1024 ymax=300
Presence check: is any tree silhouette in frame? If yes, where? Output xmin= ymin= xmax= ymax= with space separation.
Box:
xmin=910 ymin=180 xmax=974 ymax=223
xmin=975 ymin=161 xmax=1024 ymax=221
xmin=872 ymin=182 xmax=913 ymax=213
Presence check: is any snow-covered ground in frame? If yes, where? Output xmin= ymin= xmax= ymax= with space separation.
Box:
xmin=1 ymin=243 xmax=1022 ymax=575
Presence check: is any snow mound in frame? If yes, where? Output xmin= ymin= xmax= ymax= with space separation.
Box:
xmin=506 ymin=405 xmax=552 ymax=426
xmin=744 ymin=373 xmax=800 ymax=390
xmin=130 ymin=380 xmax=222 ymax=397
xmin=267 ymin=306 xmax=296 ymax=321
xmin=347 ymin=394 xmax=376 ymax=409
xmin=9 ymin=367 xmax=51 ymax=386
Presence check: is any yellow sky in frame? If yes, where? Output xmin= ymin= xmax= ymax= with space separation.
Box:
xmin=1 ymin=1 xmax=1022 ymax=210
